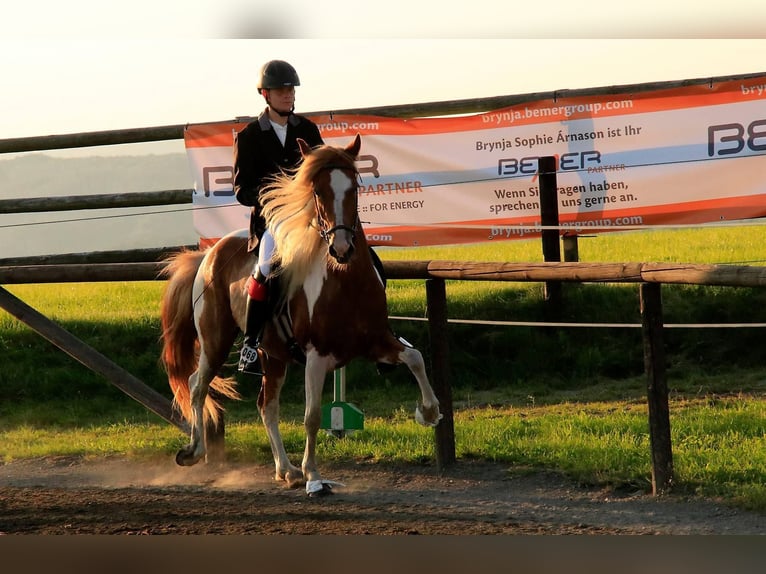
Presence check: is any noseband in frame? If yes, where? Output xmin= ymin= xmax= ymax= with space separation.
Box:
xmin=313 ymin=162 xmax=360 ymax=244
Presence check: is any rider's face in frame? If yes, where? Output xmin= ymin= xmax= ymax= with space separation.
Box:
xmin=265 ymin=86 xmax=296 ymax=113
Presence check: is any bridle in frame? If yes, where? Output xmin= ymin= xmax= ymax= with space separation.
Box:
xmin=312 ymin=162 xmax=361 ymax=244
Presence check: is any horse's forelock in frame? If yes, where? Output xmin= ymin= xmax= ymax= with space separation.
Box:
xmin=302 ymin=145 xmax=357 ymax=179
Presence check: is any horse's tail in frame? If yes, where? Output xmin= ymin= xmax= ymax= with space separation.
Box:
xmin=159 ymin=249 xmax=238 ymax=427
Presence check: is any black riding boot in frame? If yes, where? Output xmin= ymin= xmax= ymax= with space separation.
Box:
xmin=238 ymin=275 xmax=270 ymax=375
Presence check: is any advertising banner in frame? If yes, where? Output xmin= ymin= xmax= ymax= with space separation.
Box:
xmin=184 ymin=74 xmax=766 ymax=247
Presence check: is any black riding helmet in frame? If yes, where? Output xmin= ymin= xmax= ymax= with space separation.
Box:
xmin=258 ymin=60 xmax=301 ymax=91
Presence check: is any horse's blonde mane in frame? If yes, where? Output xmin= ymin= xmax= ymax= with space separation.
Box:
xmin=259 ymin=144 xmax=356 ymax=293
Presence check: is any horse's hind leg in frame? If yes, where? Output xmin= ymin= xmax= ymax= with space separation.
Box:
xmin=399 ymin=347 xmax=443 ymax=427
xmin=176 ymin=354 xmax=217 ymax=466
xmin=259 ymin=354 xmax=303 ymax=487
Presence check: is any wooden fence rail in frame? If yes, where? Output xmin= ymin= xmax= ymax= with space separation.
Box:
xmin=0 ymin=189 xmax=193 ymax=214
xmin=383 ymin=260 xmax=766 ymax=287
xmin=4 ymin=259 xmax=766 ymax=287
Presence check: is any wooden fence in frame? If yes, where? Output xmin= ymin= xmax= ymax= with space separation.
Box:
xmin=5 ymin=253 xmax=766 ymax=494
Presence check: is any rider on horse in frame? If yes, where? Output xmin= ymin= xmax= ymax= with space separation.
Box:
xmin=233 ymin=60 xmax=324 ymax=375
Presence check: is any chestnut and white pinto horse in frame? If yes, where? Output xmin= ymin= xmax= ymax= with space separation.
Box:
xmin=160 ymin=134 xmax=441 ymax=496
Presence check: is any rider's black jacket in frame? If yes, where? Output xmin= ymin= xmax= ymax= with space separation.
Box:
xmin=233 ymin=108 xmax=324 ymax=251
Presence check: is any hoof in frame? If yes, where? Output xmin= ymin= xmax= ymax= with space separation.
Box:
xmin=415 ymin=405 xmax=443 ymax=427
xmin=283 ymin=469 xmax=305 ymax=489
xmin=175 ymin=447 xmax=202 ymax=467
xmin=308 ymin=486 xmax=334 ymax=498
xmin=306 ymin=479 xmax=345 ymax=497
xmin=306 ymin=481 xmax=334 ymax=498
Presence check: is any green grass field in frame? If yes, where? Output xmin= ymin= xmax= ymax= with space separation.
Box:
xmin=1 ymin=223 xmax=766 ymax=510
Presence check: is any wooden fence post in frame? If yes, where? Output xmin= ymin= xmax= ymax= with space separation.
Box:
xmin=639 ymin=282 xmax=674 ymax=495
xmin=538 ymin=156 xmax=561 ymax=305
xmin=562 ymin=233 xmax=579 ymax=262
xmin=425 ymin=278 xmax=456 ymax=470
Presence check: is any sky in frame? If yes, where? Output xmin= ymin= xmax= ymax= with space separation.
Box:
xmin=2 ymin=1 xmax=766 ymax=158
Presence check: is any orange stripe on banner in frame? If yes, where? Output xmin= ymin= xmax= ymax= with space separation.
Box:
xmin=184 ymin=121 xmax=249 ymax=148
xmin=363 ymin=226 xmax=494 ymax=247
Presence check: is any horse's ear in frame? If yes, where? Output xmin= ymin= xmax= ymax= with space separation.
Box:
xmin=345 ymin=133 xmax=361 ymax=158
xmin=297 ymin=138 xmax=312 ymax=158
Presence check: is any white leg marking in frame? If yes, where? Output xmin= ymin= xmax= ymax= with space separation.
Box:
xmin=259 ymin=371 xmax=301 ymax=482
xmin=302 ymin=349 xmax=337 ymax=487
xmin=399 ymin=347 xmax=442 ymax=427
xmin=181 ymin=267 xmax=212 ymax=460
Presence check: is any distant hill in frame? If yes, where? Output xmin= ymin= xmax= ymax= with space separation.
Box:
xmin=0 ymin=152 xmax=193 ymax=198
xmin=0 ymin=153 xmax=200 ymax=258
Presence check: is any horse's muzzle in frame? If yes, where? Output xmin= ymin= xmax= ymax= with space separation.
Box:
xmin=329 ymin=239 xmax=355 ymax=264
xmin=326 ymin=225 xmax=356 ymax=264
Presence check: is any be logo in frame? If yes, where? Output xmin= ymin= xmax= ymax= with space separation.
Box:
xmin=202 ymin=166 xmax=234 ymax=197
xmin=200 ymin=155 xmax=382 ymax=197
xmin=708 ymin=120 xmax=766 ymax=156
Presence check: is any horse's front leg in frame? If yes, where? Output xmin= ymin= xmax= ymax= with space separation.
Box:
xmin=302 ymin=350 xmax=334 ymax=496
xmin=400 ymin=347 xmax=443 ymax=427
xmin=258 ymin=354 xmax=303 ymax=487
